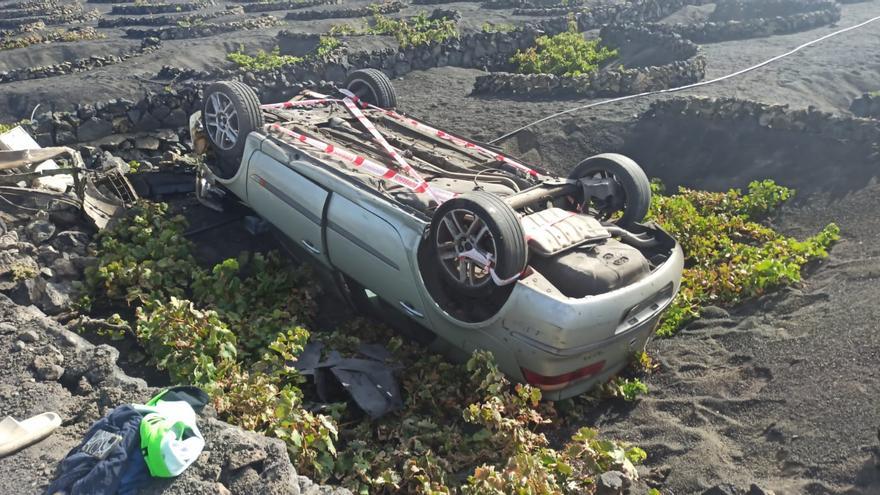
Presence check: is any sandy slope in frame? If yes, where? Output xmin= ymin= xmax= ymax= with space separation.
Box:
xmin=393 ymin=2 xmax=880 ymax=159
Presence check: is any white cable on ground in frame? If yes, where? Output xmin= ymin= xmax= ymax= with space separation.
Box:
xmin=489 ymin=13 xmax=880 ymax=144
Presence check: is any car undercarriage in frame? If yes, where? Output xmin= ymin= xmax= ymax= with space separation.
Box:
xmin=192 ymin=71 xmax=684 ymax=397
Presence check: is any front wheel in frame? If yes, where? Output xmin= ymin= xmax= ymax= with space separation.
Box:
xmin=202 ymin=81 xmax=264 ymax=173
xmin=429 ymin=192 xmax=527 ymax=296
xmin=568 ymin=153 xmax=651 ymax=227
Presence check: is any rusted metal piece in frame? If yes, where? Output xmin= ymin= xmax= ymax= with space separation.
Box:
xmin=82 ymin=168 xmax=138 ymax=229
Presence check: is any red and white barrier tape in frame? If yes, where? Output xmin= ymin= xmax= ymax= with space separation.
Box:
xmin=338 ymin=89 xmax=447 ymax=203
xmin=262 ymin=92 xmax=454 ymax=202
xmin=260 ymin=98 xmax=338 ymax=109
xmin=267 ymin=123 xmax=456 ymax=201
xmin=302 ymin=89 xmax=540 ymax=178
xmin=384 ymin=112 xmax=540 ymax=178
xmin=261 ymin=91 xmax=525 ymax=285
xmin=454 ymin=248 xmax=521 ymax=287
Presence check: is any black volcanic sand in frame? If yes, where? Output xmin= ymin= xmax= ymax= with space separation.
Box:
xmin=0 ymin=0 xmax=879 ymax=494
xmin=391 ymin=4 xmax=880 ymax=493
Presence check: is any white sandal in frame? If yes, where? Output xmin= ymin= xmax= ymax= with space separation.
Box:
xmin=0 ymin=412 xmax=62 ymax=457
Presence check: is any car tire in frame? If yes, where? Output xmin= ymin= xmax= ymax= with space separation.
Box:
xmin=202 ymin=81 xmax=264 ymax=173
xmin=429 ymin=191 xmax=527 ymax=296
xmin=568 ymin=153 xmax=651 ymax=227
xmin=344 ymin=69 xmax=397 ymax=109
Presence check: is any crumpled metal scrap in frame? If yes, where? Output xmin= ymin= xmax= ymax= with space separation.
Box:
xmin=294 ymin=342 xmax=403 ymax=419
xmin=0 ymin=127 xmax=137 ymax=229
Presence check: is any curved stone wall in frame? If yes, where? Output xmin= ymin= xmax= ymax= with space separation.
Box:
xmin=483 ymin=0 xmax=584 ymax=8
xmin=472 ymin=24 xmax=705 ymax=98
xmin=647 ymin=96 xmax=880 ymax=144
xmin=124 ymin=16 xmax=281 ymax=40
xmin=629 ymin=96 xmax=880 ymax=193
xmin=0 ymin=5 xmax=99 ymax=29
xmin=711 ymin=0 xmax=835 ymax=20
xmin=285 ymin=1 xmax=404 ymax=21
xmin=0 ymin=1 xmax=87 ymax=20
xmin=109 ymin=2 xmax=203 ymax=15
xmin=98 ymin=8 xmax=242 ymax=28
xmin=513 ymin=5 xmax=585 ymax=16
xmin=850 ymin=93 xmax=880 ymax=119
xmin=242 ymin=0 xmax=340 ymax=14
xmin=660 ymin=0 xmax=841 ymax=43
xmin=536 ymin=0 xmax=711 ymax=34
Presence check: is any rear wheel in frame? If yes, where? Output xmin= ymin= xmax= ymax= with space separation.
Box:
xmin=202 ymin=81 xmax=264 ymax=175
xmin=429 ymin=192 xmax=527 ymax=296
xmin=344 ymin=69 xmax=397 ymax=109
xmin=568 ymin=153 xmax=651 ymax=227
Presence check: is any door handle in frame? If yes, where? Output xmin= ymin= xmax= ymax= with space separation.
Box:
xmin=399 ymin=301 xmax=424 ymax=319
xmin=301 ymin=239 xmax=321 ymax=255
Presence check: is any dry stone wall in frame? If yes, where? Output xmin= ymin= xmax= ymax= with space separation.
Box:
xmin=482 ymin=0 xmax=584 ymax=8
xmin=27 ymin=84 xmax=202 ymax=147
xmin=242 ymin=0 xmax=340 ymax=14
xmin=285 ymin=1 xmax=404 ymax=21
xmin=267 ymin=27 xmax=541 ymax=83
xmin=535 ymin=0 xmax=711 ymax=34
xmin=513 ymin=5 xmax=585 ymax=16
xmin=850 ymin=93 xmax=880 ymax=119
xmin=0 ymin=4 xmax=99 ymax=29
xmin=647 ymin=96 xmax=880 ymax=145
xmin=124 ymin=16 xmax=281 ymax=40
xmin=0 ymin=38 xmax=161 ymax=85
xmin=109 ymin=2 xmax=204 ymax=15
xmin=711 ymin=0 xmax=835 ymax=20
xmin=658 ymin=0 xmax=841 ymax=43
xmin=628 ymin=95 xmax=880 ymax=193
xmin=472 ymin=24 xmax=706 ymax=98
xmin=98 ymin=8 xmax=242 ymax=28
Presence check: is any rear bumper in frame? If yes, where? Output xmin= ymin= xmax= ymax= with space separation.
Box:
xmin=519 ymin=314 xmax=661 ymax=400
xmin=488 ymin=242 xmax=684 ymax=399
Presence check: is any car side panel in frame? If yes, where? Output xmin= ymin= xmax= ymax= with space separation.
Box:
xmin=326 ymin=194 xmax=430 ymax=324
xmin=246 ymin=149 xmax=330 ymax=266
xmin=213 ymin=132 xmax=264 ymax=201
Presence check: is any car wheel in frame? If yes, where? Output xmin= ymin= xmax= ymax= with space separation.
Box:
xmin=568 ymin=153 xmax=651 ymax=227
xmin=202 ymin=81 xmax=264 ymax=171
xmin=344 ymin=69 xmax=397 ymax=109
xmin=430 ymin=191 xmax=527 ymax=296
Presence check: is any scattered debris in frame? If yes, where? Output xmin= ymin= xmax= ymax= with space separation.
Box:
xmin=294 ymin=342 xmax=403 ymax=419
xmin=82 ymin=167 xmax=137 ymax=229
xmin=0 ymin=125 xmax=138 ymax=230
xmin=0 ymin=126 xmax=72 ymax=192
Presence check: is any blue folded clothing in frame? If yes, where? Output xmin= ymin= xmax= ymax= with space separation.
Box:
xmin=45 ymin=405 xmax=146 ymax=495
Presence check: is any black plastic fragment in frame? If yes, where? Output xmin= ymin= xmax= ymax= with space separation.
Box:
xmin=294 ymin=342 xmax=402 ymax=419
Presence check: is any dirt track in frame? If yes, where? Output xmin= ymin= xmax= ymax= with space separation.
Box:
xmin=1 ymin=0 xmax=879 ymax=493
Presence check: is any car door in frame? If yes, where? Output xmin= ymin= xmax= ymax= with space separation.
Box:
xmin=246 ymin=148 xmax=329 ymax=265
xmin=325 ymin=193 xmax=429 ymax=323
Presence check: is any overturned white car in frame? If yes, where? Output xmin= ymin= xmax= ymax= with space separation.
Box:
xmin=191 ymin=71 xmax=684 ymax=399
